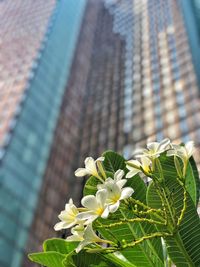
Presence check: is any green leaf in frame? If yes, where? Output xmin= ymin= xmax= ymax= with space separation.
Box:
xmin=102 ymin=150 xmax=126 ymax=173
xmin=109 ymin=209 xmax=164 ymax=267
xmin=28 ymin=252 xmax=65 ymax=267
xmin=103 ymin=253 xmax=137 ymax=267
xmin=126 ymin=174 xmax=147 ymax=204
xmin=83 ymin=175 xmax=99 ymax=196
xmin=44 ymin=238 xmax=78 ymax=254
xmin=63 ymin=250 xmax=136 ymax=267
xmin=147 ymin=176 xmax=200 ymax=267
xmin=29 ymin=239 xmax=78 ymax=267
xmin=29 ymin=239 xmax=135 ymax=267
xmin=187 ymin=156 xmax=200 ymax=206
xmin=158 ymin=153 xmax=199 ymax=206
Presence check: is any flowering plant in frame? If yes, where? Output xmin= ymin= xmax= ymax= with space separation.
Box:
xmin=29 ymin=139 xmax=200 ymax=267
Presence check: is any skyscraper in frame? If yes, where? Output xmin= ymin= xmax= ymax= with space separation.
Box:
xmin=0 ymin=1 xmax=200 ymax=267
xmin=23 ymin=3 xmax=127 ymax=266
xmin=0 ymin=1 xmax=87 ymax=266
xmin=103 ymin=0 xmax=200 ymax=162
xmin=180 ymin=0 xmax=200 ymax=90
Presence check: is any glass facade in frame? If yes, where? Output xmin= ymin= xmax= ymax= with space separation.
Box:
xmin=0 ymin=1 xmax=86 ymax=267
xmin=0 ymin=0 xmax=56 ymax=148
xmin=104 ymin=0 xmax=200 ymax=162
xmin=24 ymin=3 xmax=200 ymax=264
xmin=180 ymin=0 xmax=200 ymax=90
xmin=23 ymin=2 xmax=127 ymax=265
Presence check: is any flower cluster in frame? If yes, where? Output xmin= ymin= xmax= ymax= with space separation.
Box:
xmin=55 ymin=157 xmax=134 ymax=252
xmin=54 ymin=139 xmax=195 ymax=253
xmin=126 ymin=138 xmax=195 ymax=179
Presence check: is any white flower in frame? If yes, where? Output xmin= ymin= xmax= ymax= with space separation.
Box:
xmin=54 ymin=199 xmax=80 ymax=231
xmin=67 ymin=224 xmax=85 ymax=242
xmin=74 ymin=224 xmax=106 ymax=253
xmin=98 ymin=170 xmax=134 ymax=213
xmin=75 ymin=157 xmax=104 ymax=181
xmin=126 ymin=157 xmax=151 ymax=178
xmin=167 ymin=141 xmax=195 ymax=164
xmin=97 ymin=169 xmax=126 ymax=190
xmin=134 ymin=138 xmax=171 ymax=159
xmin=76 ymin=189 xmax=109 ymax=223
xmin=106 ymin=184 xmax=134 ymax=213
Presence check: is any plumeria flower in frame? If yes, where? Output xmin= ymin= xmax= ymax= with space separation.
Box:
xmin=54 ymin=198 xmax=80 ymax=231
xmin=97 ymin=169 xmax=127 ymax=190
xmin=76 ymin=189 xmax=109 ymax=224
xmin=167 ymin=141 xmax=195 ymax=163
xmin=106 ymin=184 xmax=134 ymax=213
xmin=167 ymin=141 xmax=195 ymax=177
xmin=67 ymin=224 xmax=110 ymax=253
xmin=126 ymin=157 xmax=152 ymax=178
xmin=134 ymin=138 xmax=171 ymax=159
xmin=75 ymin=157 xmax=105 ymax=182
xmin=98 ymin=170 xmax=134 ymax=213
xmin=67 ymin=224 xmax=85 ymax=242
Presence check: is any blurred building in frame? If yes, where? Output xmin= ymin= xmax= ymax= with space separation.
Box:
xmin=0 ymin=1 xmax=87 ymax=266
xmin=0 ymin=0 xmax=200 ymax=267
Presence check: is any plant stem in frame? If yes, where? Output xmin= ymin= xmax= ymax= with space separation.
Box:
xmin=97 ymin=218 xmax=166 ymax=229
xmin=177 ymin=186 xmax=187 ymax=226
xmin=122 ymin=232 xmax=172 ymax=249
xmin=129 ymin=198 xmax=163 ymax=213
xmin=161 ymin=187 xmax=176 ymax=227
xmin=154 ymin=181 xmax=175 ymax=230
xmin=119 ymin=209 xmax=155 ymax=266
xmin=128 ymin=198 xmax=166 ymax=223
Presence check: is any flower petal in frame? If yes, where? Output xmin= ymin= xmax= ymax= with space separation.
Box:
xmin=141 ymin=156 xmax=151 ymax=167
xmin=109 ymin=202 xmax=120 ymax=213
xmin=76 ymin=240 xmax=90 ymax=253
xmin=96 ymin=189 xmax=107 ymax=206
xmin=75 ymin=168 xmax=89 ymax=177
xmin=116 ymin=179 xmax=127 ymax=189
xmin=166 ymin=150 xmax=177 ymax=157
xmin=81 ymin=195 xmax=98 ymax=210
xmin=58 ymin=210 xmax=75 ymax=222
xmin=68 ymin=198 xmax=73 ymax=205
xmin=147 ymin=142 xmax=159 ymax=152
xmin=101 ymin=207 xmax=110 ymax=218
xmin=85 ymin=157 xmax=97 ymax=175
xmin=96 ymin=157 xmax=105 ymax=162
xmin=84 ymin=224 xmax=100 ymax=241
xmin=67 ymin=234 xmax=83 ymax=242
xmin=158 ymin=138 xmax=170 ymax=151
xmin=120 ymin=187 xmax=134 ymax=199
xmin=133 ymin=149 xmax=145 ymax=158
xmin=141 ymin=157 xmax=151 ymax=173
xmin=76 ymin=211 xmax=97 ymax=221
xmin=114 ymin=169 xmax=124 ymax=181
xmin=126 ymin=169 xmax=140 ymax=178
xmin=185 ymin=141 xmax=194 ymax=157
xmin=126 ymin=159 xmax=141 ymax=168
xmin=54 ymin=221 xmax=67 ymax=231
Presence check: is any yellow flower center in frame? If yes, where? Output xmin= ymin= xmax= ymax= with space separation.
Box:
xmin=143 ymin=166 xmax=151 ymax=174
xmin=110 ymin=194 xmax=120 ymax=203
xmin=96 ymin=207 xmax=104 ymax=215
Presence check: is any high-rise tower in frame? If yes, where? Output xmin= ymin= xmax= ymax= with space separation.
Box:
xmin=102 ymin=0 xmax=200 ymax=162
xmin=0 ymin=1 xmax=86 ymax=266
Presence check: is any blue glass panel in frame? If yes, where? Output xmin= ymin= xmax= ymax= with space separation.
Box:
xmin=0 ymin=0 xmax=87 ymax=266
